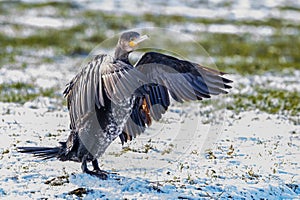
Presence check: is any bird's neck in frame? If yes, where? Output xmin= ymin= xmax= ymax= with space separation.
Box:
xmin=114 ymin=46 xmax=130 ymax=64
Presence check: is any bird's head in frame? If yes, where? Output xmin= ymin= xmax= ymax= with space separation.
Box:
xmin=118 ymin=31 xmax=149 ymax=52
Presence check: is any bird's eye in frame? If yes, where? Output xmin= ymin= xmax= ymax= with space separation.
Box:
xmin=129 ymin=37 xmax=134 ymax=41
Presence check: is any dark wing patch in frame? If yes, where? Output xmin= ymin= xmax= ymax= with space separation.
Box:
xmin=119 ymin=52 xmax=232 ymax=144
xmin=119 ymin=83 xmax=170 ymax=144
xmin=135 ymin=52 xmax=232 ymax=100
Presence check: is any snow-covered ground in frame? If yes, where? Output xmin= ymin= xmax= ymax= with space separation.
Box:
xmin=0 ymin=96 xmax=299 ymax=199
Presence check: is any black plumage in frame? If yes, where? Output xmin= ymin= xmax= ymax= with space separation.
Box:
xmin=18 ymin=31 xmax=232 ymax=179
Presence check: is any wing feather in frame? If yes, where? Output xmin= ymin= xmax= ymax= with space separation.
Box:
xmin=119 ymin=51 xmax=232 ymax=144
xmin=64 ymin=54 xmax=147 ymax=130
xmin=93 ymin=59 xmax=103 ymax=108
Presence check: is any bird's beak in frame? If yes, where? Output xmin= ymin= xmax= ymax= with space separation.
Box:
xmin=135 ymin=35 xmax=149 ymax=44
xmin=129 ymin=35 xmax=149 ymax=47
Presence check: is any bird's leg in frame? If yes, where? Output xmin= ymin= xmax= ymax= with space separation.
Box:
xmin=81 ymin=156 xmax=108 ymax=180
xmin=92 ymin=159 xmax=101 ymax=171
xmin=81 ymin=157 xmax=88 ymax=173
xmin=92 ymin=159 xmax=108 ymax=174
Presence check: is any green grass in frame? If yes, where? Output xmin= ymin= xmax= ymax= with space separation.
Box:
xmin=0 ymin=82 xmax=59 ymax=104
xmin=197 ymin=86 xmax=299 ymax=124
xmin=198 ymin=33 xmax=300 ymax=74
xmin=227 ymin=88 xmax=300 ymax=117
xmin=0 ymin=24 xmax=97 ymax=53
xmin=278 ymin=6 xmax=300 ymax=12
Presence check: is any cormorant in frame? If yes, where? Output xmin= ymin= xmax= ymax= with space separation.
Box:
xmin=18 ymin=31 xmax=232 ymax=179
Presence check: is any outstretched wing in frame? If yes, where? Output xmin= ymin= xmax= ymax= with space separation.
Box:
xmin=119 ymin=52 xmax=232 ymax=144
xmin=63 ymin=54 xmax=146 ymax=130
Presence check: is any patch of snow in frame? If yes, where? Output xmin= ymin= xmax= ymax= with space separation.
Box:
xmin=14 ymin=16 xmax=77 ymax=29
xmin=0 ymin=100 xmax=299 ymax=198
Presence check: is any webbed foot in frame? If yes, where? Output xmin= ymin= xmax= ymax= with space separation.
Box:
xmin=81 ymin=157 xmax=108 ymax=179
xmin=86 ymin=169 xmax=108 ymax=180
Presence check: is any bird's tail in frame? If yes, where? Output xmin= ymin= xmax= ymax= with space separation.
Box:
xmin=18 ymin=142 xmax=66 ymax=160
